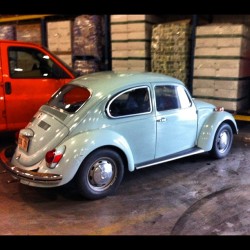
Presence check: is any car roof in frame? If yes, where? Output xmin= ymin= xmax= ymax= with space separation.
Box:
xmin=70 ymin=71 xmax=185 ymax=95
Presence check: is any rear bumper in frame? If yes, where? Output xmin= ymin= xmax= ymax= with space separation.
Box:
xmin=0 ymin=146 xmax=62 ymax=184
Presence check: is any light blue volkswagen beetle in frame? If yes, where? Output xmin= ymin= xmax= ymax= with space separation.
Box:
xmin=0 ymin=71 xmax=238 ymax=200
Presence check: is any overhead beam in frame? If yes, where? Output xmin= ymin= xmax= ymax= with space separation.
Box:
xmin=0 ymin=15 xmax=53 ymax=23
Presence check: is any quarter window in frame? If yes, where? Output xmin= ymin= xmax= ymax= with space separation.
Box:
xmin=176 ymin=86 xmax=192 ymax=108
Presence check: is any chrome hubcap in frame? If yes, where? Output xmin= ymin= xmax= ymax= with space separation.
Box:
xmin=217 ymin=131 xmax=229 ymax=153
xmin=89 ymin=160 xmax=114 ymax=188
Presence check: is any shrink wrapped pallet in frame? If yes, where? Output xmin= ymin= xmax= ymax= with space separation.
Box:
xmin=151 ymin=20 xmax=191 ymax=84
xmin=72 ymin=15 xmax=104 ymax=61
xmin=193 ymin=23 xmax=250 ymax=112
xmin=73 ymin=59 xmax=100 ymax=76
xmin=0 ymin=25 xmax=16 ymax=40
xmin=16 ymin=23 xmax=41 ymax=44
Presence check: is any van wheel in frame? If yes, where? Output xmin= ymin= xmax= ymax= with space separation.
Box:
xmin=76 ymin=149 xmax=124 ymax=200
xmin=210 ymin=123 xmax=233 ymax=159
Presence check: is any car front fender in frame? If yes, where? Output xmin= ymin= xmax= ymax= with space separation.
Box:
xmin=197 ymin=111 xmax=238 ymax=151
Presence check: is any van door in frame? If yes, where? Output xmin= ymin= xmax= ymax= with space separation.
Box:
xmin=1 ymin=43 xmax=75 ymax=131
xmin=0 ymin=49 xmax=7 ymax=131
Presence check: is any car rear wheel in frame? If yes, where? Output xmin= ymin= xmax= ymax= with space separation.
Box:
xmin=210 ymin=123 xmax=233 ymax=159
xmin=76 ymin=148 xmax=124 ymax=200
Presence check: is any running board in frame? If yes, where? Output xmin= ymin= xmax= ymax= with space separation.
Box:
xmin=135 ymin=148 xmax=205 ymax=170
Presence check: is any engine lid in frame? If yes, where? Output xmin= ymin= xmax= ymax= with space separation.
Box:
xmin=14 ymin=109 xmax=69 ymax=167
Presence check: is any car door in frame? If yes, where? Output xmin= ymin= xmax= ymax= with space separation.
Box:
xmin=107 ymin=86 xmax=156 ymax=164
xmin=1 ymin=43 xmax=74 ymax=131
xmin=0 ymin=59 xmax=6 ymax=131
xmin=154 ymin=83 xmax=198 ymax=158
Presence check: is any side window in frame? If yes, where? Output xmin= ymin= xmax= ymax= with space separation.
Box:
xmin=8 ymin=47 xmax=56 ymax=78
xmin=176 ymin=86 xmax=192 ymax=108
xmin=155 ymin=85 xmax=179 ymax=111
xmin=108 ymin=87 xmax=151 ymax=117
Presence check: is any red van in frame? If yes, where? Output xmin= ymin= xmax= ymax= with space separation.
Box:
xmin=0 ymin=40 xmax=76 ymax=132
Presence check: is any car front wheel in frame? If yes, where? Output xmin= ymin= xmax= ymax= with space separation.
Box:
xmin=76 ymin=148 xmax=124 ymax=200
xmin=210 ymin=123 xmax=233 ymax=159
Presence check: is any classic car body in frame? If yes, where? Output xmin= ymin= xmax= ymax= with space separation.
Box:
xmin=0 ymin=71 xmax=238 ymax=200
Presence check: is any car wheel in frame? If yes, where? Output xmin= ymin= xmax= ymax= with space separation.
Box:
xmin=210 ymin=123 xmax=233 ymax=159
xmin=76 ymin=148 xmax=124 ymax=200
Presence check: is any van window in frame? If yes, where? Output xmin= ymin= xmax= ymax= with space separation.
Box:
xmin=8 ymin=47 xmax=69 ymax=78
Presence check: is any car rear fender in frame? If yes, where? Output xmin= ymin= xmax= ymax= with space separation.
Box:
xmin=34 ymin=130 xmax=135 ymax=186
xmin=65 ymin=129 xmax=135 ymax=171
xmin=197 ymin=111 xmax=238 ymax=151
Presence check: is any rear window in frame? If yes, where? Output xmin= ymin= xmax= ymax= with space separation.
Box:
xmin=48 ymin=84 xmax=91 ymax=113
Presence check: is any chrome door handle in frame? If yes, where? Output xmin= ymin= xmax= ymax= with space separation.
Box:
xmin=157 ymin=117 xmax=167 ymax=122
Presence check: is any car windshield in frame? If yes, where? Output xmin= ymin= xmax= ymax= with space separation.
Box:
xmin=47 ymin=84 xmax=91 ymax=113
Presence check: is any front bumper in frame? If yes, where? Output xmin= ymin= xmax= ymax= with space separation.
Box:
xmin=0 ymin=146 xmax=62 ymax=184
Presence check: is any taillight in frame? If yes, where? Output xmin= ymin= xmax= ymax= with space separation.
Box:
xmin=45 ymin=146 xmax=66 ymax=169
xmin=45 ymin=149 xmax=56 ymax=163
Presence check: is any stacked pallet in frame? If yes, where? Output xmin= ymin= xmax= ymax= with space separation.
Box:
xmin=72 ymin=15 xmax=104 ymax=75
xmin=16 ymin=23 xmax=42 ymax=44
xmin=47 ymin=20 xmax=73 ymax=67
xmin=193 ymin=23 xmax=250 ymax=112
xmin=111 ymin=15 xmax=162 ymax=72
xmin=151 ymin=20 xmax=191 ymax=84
xmin=0 ymin=25 xmax=16 ymax=40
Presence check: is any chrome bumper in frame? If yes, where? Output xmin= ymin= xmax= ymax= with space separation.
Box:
xmin=0 ymin=146 xmax=62 ymax=184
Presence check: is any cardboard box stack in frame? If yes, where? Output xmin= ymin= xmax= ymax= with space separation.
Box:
xmin=193 ymin=23 xmax=250 ymax=112
xmin=111 ymin=15 xmax=161 ymax=72
xmin=47 ymin=20 xmax=73 ymax=67
xmin=151 ymin=20 xmax=191 ymax=84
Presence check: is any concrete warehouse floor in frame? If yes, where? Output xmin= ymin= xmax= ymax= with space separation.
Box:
xmin=0 ymin=121 xmax=250 ymax=236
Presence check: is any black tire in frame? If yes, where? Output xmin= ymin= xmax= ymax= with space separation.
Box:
xmin=210 ymin=123 xmax=233 ymax=159
xmin=76 ymin=149 xmax=124 ymax=200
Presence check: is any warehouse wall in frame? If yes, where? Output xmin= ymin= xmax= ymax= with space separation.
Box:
xmin=1 ymin=14 xmax=250 ymax=113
